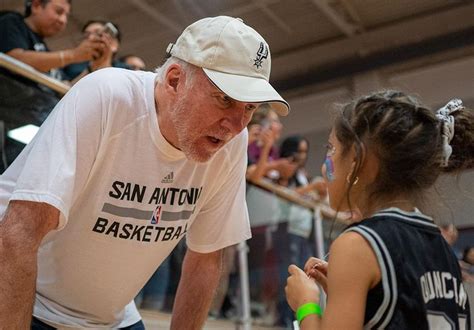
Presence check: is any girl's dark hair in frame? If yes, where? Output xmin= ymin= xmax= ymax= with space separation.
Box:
xmin=334 ymin=90 xmax=474 ymax=205
xmin=280 ymin=135 xmax=309 ymax=187
xmin=462 ymin=246 xmax=474 ymax=264
xmin=280 ymin=135 xmax=308 ymax=158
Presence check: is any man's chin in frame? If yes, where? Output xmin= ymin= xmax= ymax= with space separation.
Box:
xmin=183 ymin=149 xmax=215 ymax=163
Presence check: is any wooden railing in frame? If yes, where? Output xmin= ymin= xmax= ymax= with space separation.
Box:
xmin=0 ymin=52 xmax=70 ymax=95
xmin=248 ymin=178 xmax=348 ymax=223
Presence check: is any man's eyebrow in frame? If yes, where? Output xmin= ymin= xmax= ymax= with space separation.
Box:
xmin=53 ymin=3 xmax=70 ymax=15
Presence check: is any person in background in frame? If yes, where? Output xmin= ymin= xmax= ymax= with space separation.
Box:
xmin=276 ymin=135 xmax=327 ymax=327
xmin=120 ymin=54 xmax=146 ymax=71
xmin=440 ymin=223 xmax=459 ymax=246
xmin=460 ymin=246 xmax=474 ymax=282
xmin=62 ymin=19 xmax=129 ymax=82
xmin=439 ymin=223 xmax=463 ymax=259
xmin=245 ymin=107 xmax=299 ymax=326
xmin=279 ymin=135 xmax=327 ymax=198
xmin=246 ymin=105 xmax=297 ymax=183
xmin=286 ymin=94 xmax=472 ymax=329
xmin=0 ymin=0 xmax=104 ymax=83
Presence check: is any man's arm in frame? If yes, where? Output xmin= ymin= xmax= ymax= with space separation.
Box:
xmin=6 ymin=38 xmax=104 ymax=73
xmin=170 ymin=248 xmax=223 ymax=330
xmin=0 ymin=201 xmax=59 ymax=327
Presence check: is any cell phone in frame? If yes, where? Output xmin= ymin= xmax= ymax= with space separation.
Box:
xmin=102 ymin=22 xmax=118 ymax=39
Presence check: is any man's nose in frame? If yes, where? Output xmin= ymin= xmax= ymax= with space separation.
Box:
xmin=58 ymin=14 xmax=68 ymax=26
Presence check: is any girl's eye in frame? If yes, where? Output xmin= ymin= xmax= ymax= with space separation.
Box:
xmin=325 ymin=143 xmax=336 ymax=155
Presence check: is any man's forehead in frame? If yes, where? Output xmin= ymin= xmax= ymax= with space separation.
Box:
xmin=48 ymin=0 xmax=71 ymax=12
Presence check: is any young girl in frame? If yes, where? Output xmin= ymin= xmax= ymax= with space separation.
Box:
xmin=285 ymin=91 xmax=472 ymax=329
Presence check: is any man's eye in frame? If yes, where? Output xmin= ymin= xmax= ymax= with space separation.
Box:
xmin=217 ymin=95 xmax=232 ymax=106
xmin=221 ymin=96 xmax=231 ymax=104
xmin=245 ymin=104 xmax=257 ymax=112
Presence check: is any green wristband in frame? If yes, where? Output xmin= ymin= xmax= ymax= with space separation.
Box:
xmin=296 ymin=302 xmax=322 ymax=324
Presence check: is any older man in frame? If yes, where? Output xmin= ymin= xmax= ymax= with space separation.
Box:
xmin=0 ymin=16 xmax=289 ymax=329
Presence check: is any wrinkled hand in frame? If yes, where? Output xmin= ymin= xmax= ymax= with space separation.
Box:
xmin=304 ymin=257 xmax=328 ymax=294
xmin=286 ymin=264 xmax=321 ymax=312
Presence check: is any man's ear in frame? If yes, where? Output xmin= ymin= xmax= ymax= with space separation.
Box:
xmin=164 ymin=64 xmax=183 ymax=94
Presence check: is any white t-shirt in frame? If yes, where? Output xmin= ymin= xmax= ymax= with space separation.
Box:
xmin=0 ymin=68 xmax=251 ymax=328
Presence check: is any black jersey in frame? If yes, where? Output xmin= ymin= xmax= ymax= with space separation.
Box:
xmin=346 ymin=208 xmax=470 ymax=329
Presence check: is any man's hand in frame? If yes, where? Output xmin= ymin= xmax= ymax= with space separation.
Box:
xmin=70 ymin=37 xmax=105 ymax=63
xmin=89 ymin=33 xmax=115 ymax=71
xmin=170 ymin=248 xmax=223 ymax=330
xmin=0 ymin=201 xmax=59 ymax=327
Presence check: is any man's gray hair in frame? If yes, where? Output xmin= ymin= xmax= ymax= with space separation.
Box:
xmin=154 ymin=57 xmax=200 ymax=90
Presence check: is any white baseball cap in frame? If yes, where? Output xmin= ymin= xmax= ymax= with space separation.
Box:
xmin=166 ymin=16 xmax=289 ymax=116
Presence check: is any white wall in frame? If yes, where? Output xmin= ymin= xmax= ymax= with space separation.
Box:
xmin=388 ymin=56 xmax=474 ymax=108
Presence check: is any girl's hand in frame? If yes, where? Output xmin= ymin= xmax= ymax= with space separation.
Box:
xmin=304 ymin=257 xmax=328 ymax=294
xmin=285 ymin=264 xmax=320 ymax=312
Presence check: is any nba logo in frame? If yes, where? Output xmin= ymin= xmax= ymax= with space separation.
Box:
xmin=151 ymin=206 xmax=162 ymax=224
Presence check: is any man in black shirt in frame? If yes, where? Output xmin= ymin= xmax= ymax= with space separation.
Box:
xmin=0 ymin=0 xmax=105 ymax=81
xmin=0 ymin=0 xmax=104 ymax=170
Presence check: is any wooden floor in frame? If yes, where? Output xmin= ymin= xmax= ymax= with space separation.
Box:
xmin=140 ymin=309 xmax=284 ymax=330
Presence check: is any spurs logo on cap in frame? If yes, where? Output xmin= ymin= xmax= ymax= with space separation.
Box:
xmin=166 ymin=16 xmax=290 ymax=116
xmin=254 ymin=42 xmax=269 ymax=69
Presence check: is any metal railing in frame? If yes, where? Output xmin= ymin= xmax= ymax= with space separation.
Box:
xmin=238 ymin=178 xmax=345 ymax=329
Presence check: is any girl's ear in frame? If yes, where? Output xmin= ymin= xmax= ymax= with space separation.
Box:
xmin=356 ymin=143 xmax=380 ymax=186
xmin=347 ymin=142 xmax=364 ymax=178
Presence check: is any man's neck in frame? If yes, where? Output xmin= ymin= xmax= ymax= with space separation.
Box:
xmin=24 ymin=17 xmax=41 ymax=36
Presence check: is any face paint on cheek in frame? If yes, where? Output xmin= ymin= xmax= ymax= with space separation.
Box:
xmin=324 ymin=155 xmax=335 ymax=182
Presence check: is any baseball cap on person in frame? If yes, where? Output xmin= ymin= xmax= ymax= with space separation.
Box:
xmin=166 ymin=16 xmax=289 ymax=116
